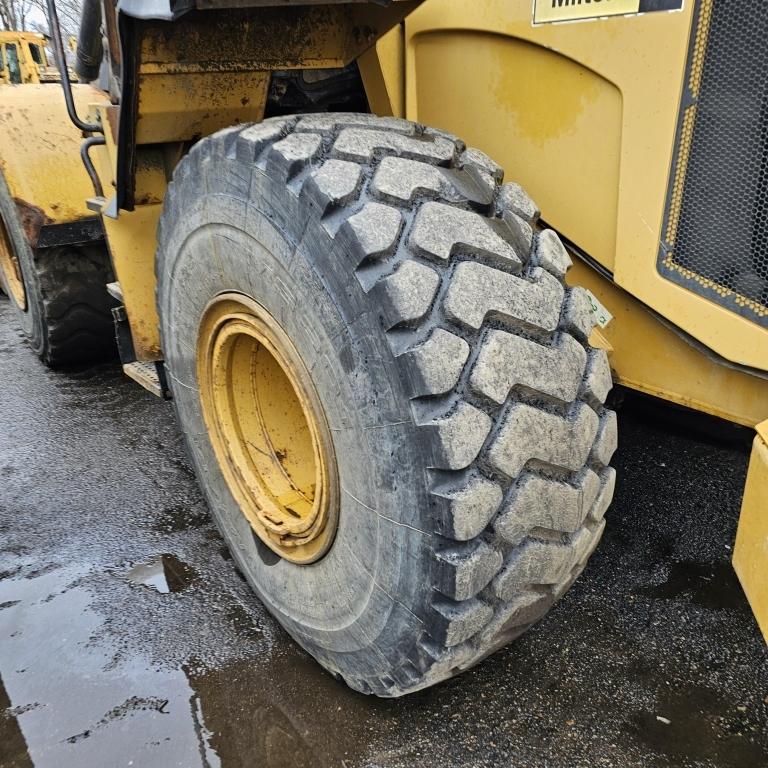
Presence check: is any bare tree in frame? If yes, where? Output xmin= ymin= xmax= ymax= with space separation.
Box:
xmin=33 ymin=0 xmax=83 ymax=39
xmin=0 ymin=0 xmax=83 ymax=39
xmin=0 ymin=0 xmax=36 ymax=31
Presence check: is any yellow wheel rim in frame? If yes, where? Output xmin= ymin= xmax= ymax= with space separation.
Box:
xmin=0 ymin=214 xmax=25 ymax=310
xmin=197 ymin=293 xmax=339 ymax=564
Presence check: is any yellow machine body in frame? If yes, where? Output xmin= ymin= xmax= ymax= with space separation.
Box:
xmin=0 ymin=31 xmax=61 ymax=85
xmin=0 ymin=84 xmax=108 ymax=243
xmin=734 ymin=420 xmax=768 ymax=644
xmin=0 ymin=1 xmax=765 ymax=637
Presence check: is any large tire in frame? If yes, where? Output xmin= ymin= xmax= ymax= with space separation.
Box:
xmin=0 ymin=172 xmax=116 ymax=366
xmin=157 ymin=114 xmax=618 ymax=696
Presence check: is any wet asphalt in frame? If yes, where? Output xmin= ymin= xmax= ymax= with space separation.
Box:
xmin=0 ymin=296 xmax=766 ymax=768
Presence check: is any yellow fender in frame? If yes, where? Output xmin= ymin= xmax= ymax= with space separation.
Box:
xmin=0 ymin=83 xmax=108 ymax=246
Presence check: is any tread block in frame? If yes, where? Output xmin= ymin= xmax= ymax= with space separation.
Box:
xmin=432 ymin=472 xmax=503 ymax=540
xmin=267 ymin=132 xmax=322 ymax=181
xmin=400 ymin=328 xmax=470 ymax=397
xmin=589 ymin=468 xmax=616 ymax=523
xmin=444 ymin=263 xmax=564 ymax=332
xmin=377 ymin=260 xmax=440 ymax=327
xmin=460 ymin=147 xmax=503 ymax=181
xmin=409 ymin=202 xmax=522 ymax=269
xmin=500 ymin=210 xmax=535 ymax=260
xmin=498 ymin=181 xmax=540 ymax=223
xmin=536 ymin=229 xmax=572 ymax=279
xmin=493 ymin=469 xmax=601 ymax=545
xmin=590 ymin=410 xmax=618 ymax=467
xmin=421 ymin=401 xmax=492 ymax=470
xmin=235 ymin=118 xmax=292 ymax=164
xmin=572 ymin=524 xmax=599 ymax=566
xmin=487 ymin=402 xmax=599 ymax=480
xmin=562 ymin=287 xmax=597 ymax=341
xmin=430 ymin=597 xmax=494 ymax=647
xmin=332 ymin=128 xmax=456 ymax=165
xmin=481 ymin=589 xmax=544 ymax=641
xmin=581 ymin=348 xmax=613 ymax=405
xmin=459 ymin=148 xmax=502 ymax=199
xmin=435 ymin=540 xmax=503 ymax=600
xmin=295 ymin=113 xmax=415 ymax=135
xmin=340 ymin=202 xmax=403 ymax=266
xmin=304 ymin=159 xmax=363 ymax=214
xmin=469 ymin=330 xmax=587 ymax=405
xmin=211 ymin=122 xmax=253 ymax=158
xmin=371 ymin=157 xmax=443 ymax=203
xmin=492 ymin=528 xmax=592 ymax=600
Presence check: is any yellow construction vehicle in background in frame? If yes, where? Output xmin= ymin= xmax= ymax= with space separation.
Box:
xmin=0 ymin=0 xmax=765 ymax=696
xmin=0 ymin=30 xmax=61 ymax=84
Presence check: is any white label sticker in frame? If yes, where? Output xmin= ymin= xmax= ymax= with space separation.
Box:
xmin=533 ymin=0 xmax=683 ymax=26
xmin=584 ymin=289 xmax=613 ymax=329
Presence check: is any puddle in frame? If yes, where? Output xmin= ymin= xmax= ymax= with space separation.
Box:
xmin=126 ymin=555 xmax=198 ymax=594
xmin=0 ymin=562 xmax=382 ymax=768
xmin=629 ymin=684 xmax=765 ymax=768
xmin=0 ymin=565 xmax=209 ymax=767
xmin=637 ymin=560 xmax=743 ymax=610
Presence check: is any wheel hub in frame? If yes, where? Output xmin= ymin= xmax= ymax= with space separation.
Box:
xmin=197 ymin=293 xmax=338 ymax=564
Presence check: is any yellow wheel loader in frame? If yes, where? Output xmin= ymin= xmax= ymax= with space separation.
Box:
xmin=0 ymin=31 xmax=61 ymax=85
xmin=0 ymin=0 xmax=765 ymax=696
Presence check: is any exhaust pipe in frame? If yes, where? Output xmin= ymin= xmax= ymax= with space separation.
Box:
xmin=74 ymin=0 xmax=104 ymax=83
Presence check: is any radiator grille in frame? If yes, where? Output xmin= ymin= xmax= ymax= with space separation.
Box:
xmin=659 ymin=0 xmax=768 ymax=326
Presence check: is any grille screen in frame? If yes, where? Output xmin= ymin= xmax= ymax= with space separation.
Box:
xmin=659 ymin=0 xmax=768 ymax=326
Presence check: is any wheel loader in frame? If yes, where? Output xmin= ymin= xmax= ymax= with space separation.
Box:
xmin=0 ymin=0 xmax=765 ymax=697
xmin=0 ymin=31 xmax=61 ymax=85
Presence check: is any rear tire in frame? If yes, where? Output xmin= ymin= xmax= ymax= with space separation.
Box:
xmin=157 ymin=114 xmax=617 ymax=696
xmin=0 ymin=172 xmax=116 ymax=366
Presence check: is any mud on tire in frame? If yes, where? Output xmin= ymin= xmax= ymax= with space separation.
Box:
xmin=157 ymin=114 xmax=618 ymax=697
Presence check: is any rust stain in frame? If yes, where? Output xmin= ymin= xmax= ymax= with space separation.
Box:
xmin=106 ymin=106 xmax=120 ymax=144
xmin=12 ymin=198 xmax=53 ymax=248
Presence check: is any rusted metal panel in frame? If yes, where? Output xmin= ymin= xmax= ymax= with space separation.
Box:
xmin=115 ymin=2 xmax=421 ymax=209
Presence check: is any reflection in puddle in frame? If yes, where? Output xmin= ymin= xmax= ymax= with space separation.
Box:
xmin=0 ymin=565 xmax=206 ymax=767
xmin=126 ymin=554 xmax=198 ymax=594
xmin=1 ymin=670 xmax=33 ymax=768
xmin=0 ymin=561 xmax=380 ymax=768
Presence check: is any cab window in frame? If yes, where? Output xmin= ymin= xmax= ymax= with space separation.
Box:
xmin=29 ymin=43 xmax=43 ymax=66
xmin=4 ymin=44 xmax=21 ymax=84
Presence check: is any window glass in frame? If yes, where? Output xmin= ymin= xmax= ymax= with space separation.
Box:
xmin=29 ymin=44 xmax=43 ymax=65
xmin=5 ymin=44 xmax=21 ymax=84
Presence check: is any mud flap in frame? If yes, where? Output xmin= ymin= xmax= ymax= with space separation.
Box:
xmin=733 ymin=419 xmax=768 ymax=644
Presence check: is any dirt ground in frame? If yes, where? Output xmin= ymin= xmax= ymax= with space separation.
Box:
xmin=1 ymin=297 xmax=766 ymax=768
